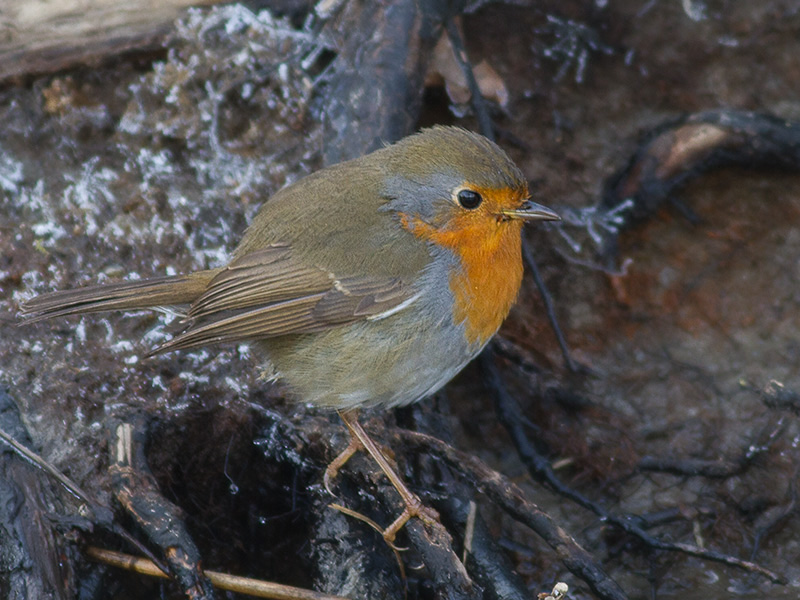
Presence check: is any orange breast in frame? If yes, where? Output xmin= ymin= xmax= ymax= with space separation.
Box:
xmin=402 ymin=213 xmax=525 ymax=346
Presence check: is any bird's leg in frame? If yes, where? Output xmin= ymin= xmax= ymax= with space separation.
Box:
xmin=325 ymin=409 xmax=440 ymax=542
xmin=323 ymin=435 xmax=360 ymax=495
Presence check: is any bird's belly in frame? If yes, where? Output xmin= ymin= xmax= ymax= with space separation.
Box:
xmin=259 ymin=309 xmax=480 ymax=410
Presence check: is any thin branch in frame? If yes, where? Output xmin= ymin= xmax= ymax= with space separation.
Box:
xmin=482 ymin=357 xmax=787 ymax=585
xmin=86 ymin=546 xmax=350 ymax=600
xmin=446 ymin=14 xmax=576 ymax=372
xmin=521 ymin=242 xmax=578 ymax=372
xmin=0 ymin=426 xmax=170 ymax=575
xmin=394 ymin=428 xmax=629 ymax=600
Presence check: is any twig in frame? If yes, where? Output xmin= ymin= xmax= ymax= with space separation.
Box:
xmin=444 ymin=18 xmax=494 ymax=140
xmin=109 ymin=420 xmax=216 ymax=599
xmin=521 ymin=242 xmax=578 ymax=372
xmin=638 ymin=456 xmax=743 ymax=478
xmin=445 ymin=14 xmax=576 ymax=372
xmin=437 ymin=495 xmax=530 ymax=600
xmin=86 ymin=546 xmax=350 ymax=600
xmin=394 ymin=428 xmax=629 ymax=600
xmin=0 ymin=427 xmax=97 ymax=507
xmin=0 ymin=426 xmax=170 ymax=575
xmin=482 ymin=358 xmax=787 ymax=585
xmin=639 ymin=416 xmax=784 ymax=478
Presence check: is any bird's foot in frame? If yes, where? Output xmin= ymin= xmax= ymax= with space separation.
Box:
xmin=325 ymin=409 xmax=443 ymax=543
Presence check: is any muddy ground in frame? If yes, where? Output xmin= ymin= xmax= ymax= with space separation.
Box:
xmin=1 ymin=1 xmax=800 ymax=599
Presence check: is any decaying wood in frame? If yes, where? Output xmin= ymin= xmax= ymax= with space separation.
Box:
xmin=0 ymin=0 xmax=223 ymax=82
xmin=395 ymin=428 xmax=630 ymax=600
xmin=0 ymin=388 xmax=73 ymax=600
xmin=319 ymin=0 xmax=447 ymax=164
xmin=109 ymin=420 xmax=217 ymax=600
xmin=599 ymin=109 xmax=800 ymax=257
xmin=0 ymin=396 xmax=171 ymax=597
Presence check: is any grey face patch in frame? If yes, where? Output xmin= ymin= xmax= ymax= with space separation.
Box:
xmin=381 ymin=171 xmax=464 ymax=225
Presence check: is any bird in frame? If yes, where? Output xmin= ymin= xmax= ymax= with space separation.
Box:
xmin=21 ymin=125 xmax=559 ymax=540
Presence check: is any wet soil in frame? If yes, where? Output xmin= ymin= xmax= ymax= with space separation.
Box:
xmin=1 ymin=1 xmax=799 ymax=599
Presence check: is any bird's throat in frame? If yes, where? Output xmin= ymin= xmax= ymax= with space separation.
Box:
xmin=401 ymin=214 xmax=524 ymax=346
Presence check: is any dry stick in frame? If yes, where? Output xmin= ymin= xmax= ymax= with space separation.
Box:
xmin=445 ymin=16 xmax=577 ymax=372
xmin=483 ymin=360 xmax=787 ymax=585
xmin=437 ymin=492 xmax=531 ymax=600
xmin=395 ymin=429 xmax=628 ymax=600
xmin=0 ymin=427 xmax=97 ymax=506
xmin=0 ymin=0 xmax=226 ymax=82
xmin=86 ymin=546 xmax=349 ymax=600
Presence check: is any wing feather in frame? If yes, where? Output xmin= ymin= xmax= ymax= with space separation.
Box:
xmin=154 ymin=244 xmax=420 ymax=353
xmin=188 ymin=246 xmax=332 ymax=318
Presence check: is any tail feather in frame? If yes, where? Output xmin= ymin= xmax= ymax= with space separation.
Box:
xmin=20 ymin=271 xmax=217 ymax=323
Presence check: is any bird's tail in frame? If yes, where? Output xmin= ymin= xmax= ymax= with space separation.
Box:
xmin=19 ymin=271 xmax=217 ymax=323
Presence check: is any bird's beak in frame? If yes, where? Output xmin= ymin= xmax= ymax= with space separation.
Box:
xmin=502 ymin=200 xmax=560 ymax=222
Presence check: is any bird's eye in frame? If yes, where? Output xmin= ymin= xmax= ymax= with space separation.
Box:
xmin=457 ymin=189 xmax=483 ymax=210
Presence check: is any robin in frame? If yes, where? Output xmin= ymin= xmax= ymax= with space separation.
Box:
xmin=21 ymin=126 xmax=559 ymax=540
